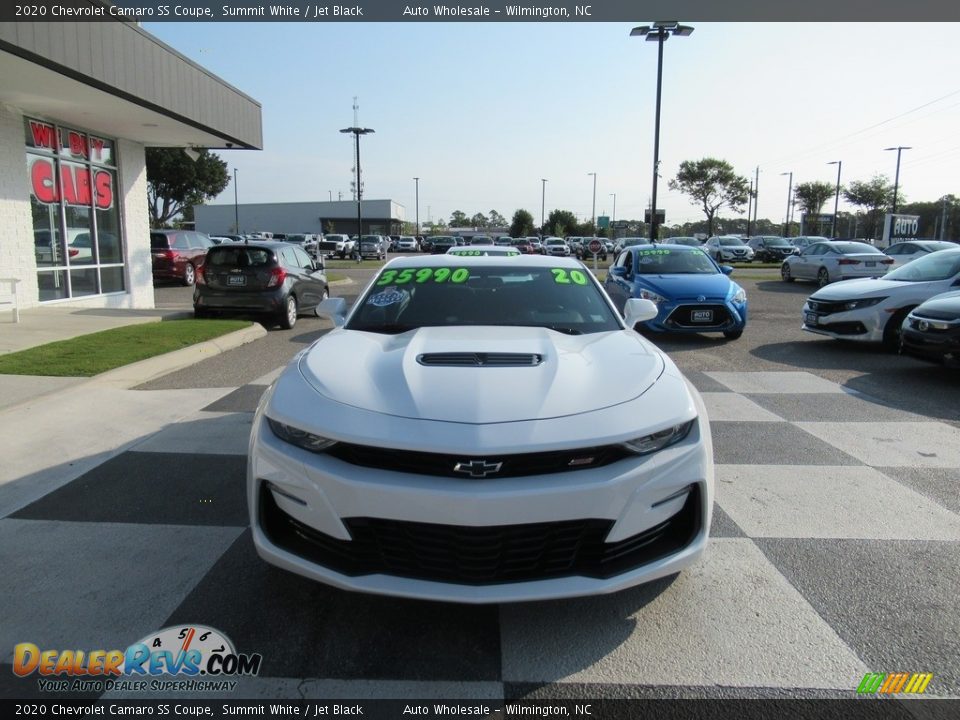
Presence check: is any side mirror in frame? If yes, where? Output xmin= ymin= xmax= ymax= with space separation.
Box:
xmin=720 ymin=265 xmax=733 ymax=275
xmin=623 ymin=298 xmax=658 ymax=327
xmin=609 ymin=266 xmax=628 ymax=278
xmin=316 ymin=297 xmax=348 ymax=327
xmin=312 ymin=259 xmax=324 ymax=272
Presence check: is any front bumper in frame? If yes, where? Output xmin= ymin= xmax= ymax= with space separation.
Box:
xmin=248 ymin=374 xmax=713 ymax=603
xmin=901 ymin=325 xmax=960 ymax=365
xmin=643 ymin=299 xmax=747 ymax=335
xmin=801 ymin=301 xmax=885 ymax=342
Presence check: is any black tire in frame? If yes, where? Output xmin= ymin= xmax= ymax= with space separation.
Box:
xmin=723 ymin=329 xmax=743 ymax=340
xmin=781 ymin=263 xmax=794 ymax=282
xmin=883 ymin=307 xmax=914 ymax=352
xmin=182 ymin=263 xmax=196 ymax=286
xmin=279 ymin=295 xmax=298 ymax=330
xmin=817 ymin=267 xmax=830 ymax=288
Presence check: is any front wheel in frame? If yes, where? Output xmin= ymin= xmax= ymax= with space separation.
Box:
xmin=883 ymin=307 xmax=913 ymax=352
xmin=817 ymin=268 xmax=831 ymax=287
xmin=723 ymin=329 xmax=744 ymax=340
xmin=279 ymin=295 xmax=298 ymax=330
xmin=182 ymin=263 xmax=196 ymax=286
xmin=781 ymin=264 xmax=794 ymax=282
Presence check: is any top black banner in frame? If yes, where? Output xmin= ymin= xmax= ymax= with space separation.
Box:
xmin=4 ymin=0 xmax=960 ymax=22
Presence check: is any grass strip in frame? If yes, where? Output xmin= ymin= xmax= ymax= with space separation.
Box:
xmin=0 ymin=319 xmax=252 ymax=377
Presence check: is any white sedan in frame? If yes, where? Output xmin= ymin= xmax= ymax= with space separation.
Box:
xmin=802 ymin=247 xmax=960 ymax=349
xmin=883 ymin=240 xmax=956 ymax=269
xmin=782 ymin=240 xmax=893 ymax=286
xmin=248 ymin=255 xmax=713 ymax=603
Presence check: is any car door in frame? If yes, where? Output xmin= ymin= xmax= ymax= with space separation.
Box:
xmin=794 ymin=244 xmax=822 ymax=279
xmin=604 ymin=250 xmax=634 ymax=312
xmin=292 ymin=246 xmax=326 ymax=308
xmin=278 ymin=247 xmax=312 ymax=306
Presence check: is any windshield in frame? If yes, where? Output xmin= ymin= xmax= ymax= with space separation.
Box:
xmin=885 ymin=251 xmax=960 ymax=282
xmin=348 ymin=265 xmax=621 ymax=335
xmin=636 ymin=248 xmax=718 ymax=275
xmin=719 ymin=238 xmax=744 ymax=246
xmin=833 ymin=242 xmax=883 ymax=255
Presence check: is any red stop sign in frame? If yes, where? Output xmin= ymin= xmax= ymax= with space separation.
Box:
xmin=588 ymin=239 xmax=603 ymax=254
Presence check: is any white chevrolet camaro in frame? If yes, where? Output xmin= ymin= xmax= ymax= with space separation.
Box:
xmin=248 ymin=255 xmax=714 ymax=603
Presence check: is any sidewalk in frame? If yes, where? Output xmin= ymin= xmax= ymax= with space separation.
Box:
xmin=0 ymin=305 xmax=266 ymax=411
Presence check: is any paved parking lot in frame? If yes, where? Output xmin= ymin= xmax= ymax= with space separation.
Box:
xmin=2 ymin=266 xmax=958 ymax=700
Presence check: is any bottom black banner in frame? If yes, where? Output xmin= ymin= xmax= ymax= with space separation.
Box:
xmin=2 ymin=699 xmax=958 ymax=720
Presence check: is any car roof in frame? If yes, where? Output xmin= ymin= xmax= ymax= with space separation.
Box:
xmin=209 ymin=240 xmax=288 ymax=249
xmin=383 ymin=254 xmax=585 ymax=269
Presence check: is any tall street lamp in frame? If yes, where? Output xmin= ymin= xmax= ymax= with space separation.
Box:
xmin=413 ymin=177 xmax=420 ymax=238
xmin=884 ymin=146 xmax=911 ymax=213
xmin=588 ymin=172 xmax=597 ymax=235
xmin=780 ymin=171 xmax=793 ymax=237
xmin=233 ymin=168 xmax=239 ymax=234
xmin=340 ymin=126 xmax=375 ymax=262
xmin=610 ymin=193 xmax=616 ymax=238
xmin=541 ymin=178 xmax=547 ymax=236
xmin=747 ymin=177 xmax=754 ymax=237
xmin=631 ymin=21 xmax=694 ymax=243
xmin=827 ymin=160 xmax=842 ymax=238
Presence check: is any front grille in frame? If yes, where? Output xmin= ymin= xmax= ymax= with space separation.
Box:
xmin=259 ymin=483 xmax=700 ymax=584
xmin=806 ymin=299 xmax=848 ymax=315
xmin=417 ymin=352 xmax=543 ymax=367
xmin=815 ymin=321 xmax=867 ymax=335
xmin=326 ymin=442 xmax=633 ymax=479
xmin=666 ymin=304 xmax=732 ymax=329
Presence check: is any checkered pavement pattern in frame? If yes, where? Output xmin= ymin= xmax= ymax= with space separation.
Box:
xmin=2 ymin=370 xmax=959 ymax=700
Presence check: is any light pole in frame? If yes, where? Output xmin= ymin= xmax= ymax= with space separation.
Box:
xmin=233 ymin=168 xmax=239 ymax=234
xmin=753 ymin=166 xmax=759 ymax=230
xmin=747 ymin=177 xmax=754 ymax=237
xmin=610 ymin=193 xmax=616 ymax=238
xmin=827 ymin=160 xmax=842 ymax=238
xmin=541 ymin=178 xmax=547 ymax=236
xmin=884 ymin=146 xmax=911 ymax=213
xmin=631 ymin=21 xmax=694 ymax=243
xmin=588 ymin=172 xmax=597 ymax=235
xmin=340 ymin=126 xmax=375 ymax=262
xmin=780 ymin=171 xmax=793 ymax=237
xmin=413 ymin=177 xmax=420 ymax=238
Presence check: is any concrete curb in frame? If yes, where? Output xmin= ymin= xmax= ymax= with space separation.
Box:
xmin=329 ymin=277 xmax=354 ymax=286
xmin=90 ymin=322 xmax=267 ymax=388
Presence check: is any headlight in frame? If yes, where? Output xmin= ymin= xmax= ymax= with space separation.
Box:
xmin=732 ymin=288 xmax=747 ymax=304
xmin=842 ymin=296 xmax=887 ymax=311
xmin=267 ymin=418 xmax=338 ymax=453
xmin=639 ymin=289 xmax=667 ymax=304
xmin=621 ymin=419 xmax=695 ymax=455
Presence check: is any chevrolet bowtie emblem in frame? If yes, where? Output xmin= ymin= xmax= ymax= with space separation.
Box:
xmin=453 ymin=459 xmax=503 ymax=478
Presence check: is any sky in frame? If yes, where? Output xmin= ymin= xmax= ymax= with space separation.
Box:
xmin=143 ymin=21 xmax=960 ymax=229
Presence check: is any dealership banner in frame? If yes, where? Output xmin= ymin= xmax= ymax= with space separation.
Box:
xmin=882 ymin=213 xmax=922 ymax=244
xmin=3 ymin=0 xmax=960 ymax=22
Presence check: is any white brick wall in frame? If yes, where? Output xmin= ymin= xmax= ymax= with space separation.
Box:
xmin=0 ymin=104 xmax=38 ymax=308
xmin=0 ymin=106 xmax=154 ymax=309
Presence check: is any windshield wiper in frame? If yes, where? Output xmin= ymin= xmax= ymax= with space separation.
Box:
xmin=545 ymin=326 xmax=583 ymax=335
xmin=349 ymin=323 xmax=416 ymax=335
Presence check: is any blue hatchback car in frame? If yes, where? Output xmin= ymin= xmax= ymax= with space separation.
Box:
xmin=604 ymin=244 xmax=747 ymax=339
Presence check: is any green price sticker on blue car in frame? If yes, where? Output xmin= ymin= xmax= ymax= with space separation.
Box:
xmin=377 ymin=267 xmax=470 ymax=285
xmin=637 ymin=249 xmax=671 ymax=256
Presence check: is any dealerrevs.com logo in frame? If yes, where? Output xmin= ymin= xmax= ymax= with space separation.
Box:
xmin=13 ymin=625 xmax=263 ymax=693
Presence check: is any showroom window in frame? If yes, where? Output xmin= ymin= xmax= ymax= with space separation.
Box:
xmin=26 ymin=118 xmax=125 ymax=301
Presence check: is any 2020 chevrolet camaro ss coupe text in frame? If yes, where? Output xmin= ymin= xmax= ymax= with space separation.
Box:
xmin=248 ymin=255 xmax=714 ymax=603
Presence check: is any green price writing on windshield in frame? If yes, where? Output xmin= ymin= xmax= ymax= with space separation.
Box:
xmin=377 ymin=267 xmax=469 ymax=285
xmin=551 ymin=269 xmax=588 ymax=285
xmin=637 ymin=249 xmax=671 ymax=256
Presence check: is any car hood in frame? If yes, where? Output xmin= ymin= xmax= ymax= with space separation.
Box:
xmin=914 ymin=290 xmax=960 ymax=316
xmin=635 ymin=273 xmax=733 ymax=299
xmin=810 ymin=278 xmax=943 ymax=301
xmin=298 ymin=326 xmax=664 ymax=423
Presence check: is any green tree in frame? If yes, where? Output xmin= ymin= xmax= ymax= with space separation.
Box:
xmin=843 ymin=174 xmax=897 ymax=240
xmin=794 ymin=181 xmax=836 ymax=216
xmin=146 ymin=148 xmax=229 ymax=228
xmin=900 ymin=194 xmax=959 ymax=241
xmin=449 ymin=210 xmax=469 ymax=227
xmin=470 ymin=212 xmax=489 ymax=228
xmin=546 ymin=209 xmax=579 ymax=237
xmin=668 ymin=158 xmax=750 ymax=236
xmin=488 ymin=210 xmax=508 ymax=228
xmin=510 ymin=209 xmax=535 ymax=237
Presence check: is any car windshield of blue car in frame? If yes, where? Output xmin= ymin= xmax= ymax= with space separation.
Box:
xmin=637 ymin=249 xmax=717 ymax=275
xmin=885 ymin=252 xmax=960 ymax=282
xmin=348 ymin=265 xmax=622 ymax=335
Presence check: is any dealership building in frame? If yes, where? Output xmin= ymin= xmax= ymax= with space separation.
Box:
xmin=194 ymin=200 xmax=407 ymax=238
xmin=0 ymin=19 xmax=262 ymax=311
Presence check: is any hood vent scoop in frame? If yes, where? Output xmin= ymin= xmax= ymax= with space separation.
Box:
xmin=417 ymin=352 xmax=544 ymax=367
